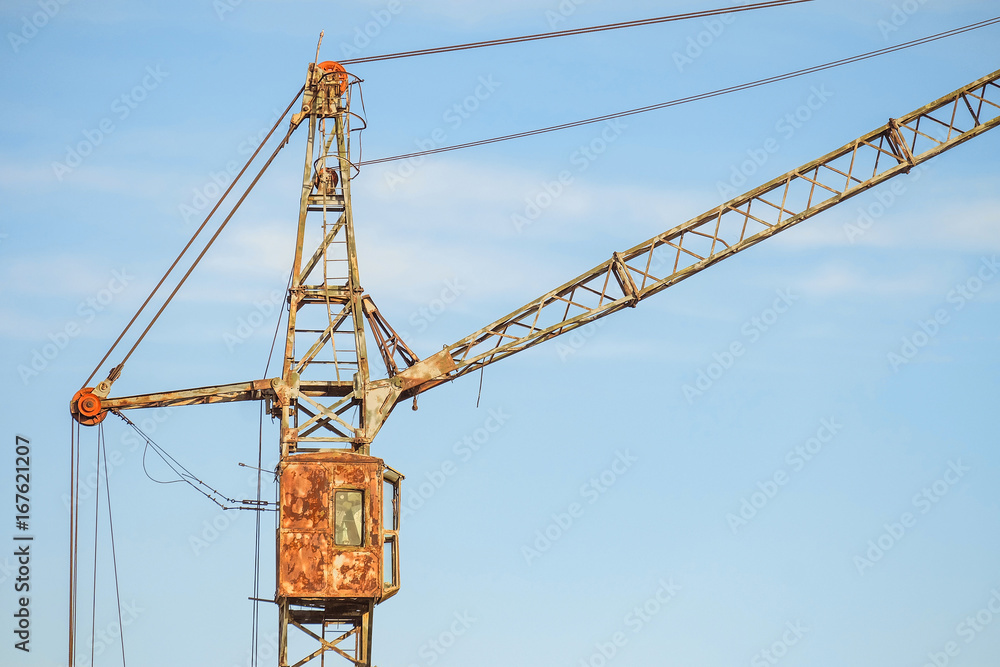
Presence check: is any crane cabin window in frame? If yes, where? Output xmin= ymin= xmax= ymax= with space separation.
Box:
xmin=333 ymin=489 xmax=364 ymax=547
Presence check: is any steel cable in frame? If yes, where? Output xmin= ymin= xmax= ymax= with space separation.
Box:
xmin=100 ymin=429 xmax=128 ymax=667
xmin=68 ymin=421 xmax=80 ymax=667
xmin=83 ymin=85 xmax=305 ymax=388
xmin=339 ymin=0 xmax=813 ymax=65
xmin=359 ymin=17 xmax=1000 ymax=166
xmin=250 ymin=266 xmax=290 ymax=666
xmin=113 ymin=123 xmax=298 ymax=373
xmin=89 ymin=436 xmax=100 ymax=667
xmin=115 ymin=410 xmax=277 ymax=511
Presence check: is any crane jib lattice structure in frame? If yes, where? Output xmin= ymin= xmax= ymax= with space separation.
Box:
xmin=70 ymin=61 xmax=1000 ymax=667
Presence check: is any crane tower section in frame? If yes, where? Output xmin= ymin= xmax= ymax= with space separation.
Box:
xmin=280 ymin=60 xmax=369 ymax=455
xmin=276 ymin=61 xmax=405 ymax=667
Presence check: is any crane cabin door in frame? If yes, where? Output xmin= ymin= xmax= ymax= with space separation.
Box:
xmin=278 ymin=452 xmax=385 ymax=601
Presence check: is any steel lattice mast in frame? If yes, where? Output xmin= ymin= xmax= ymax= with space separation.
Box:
xmin=279 ymin=61 xmax=372 ymax=453
xmin=275 ymin=61 xmax=406 ymax=667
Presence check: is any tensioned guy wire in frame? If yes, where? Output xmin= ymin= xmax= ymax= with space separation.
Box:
xmin=82 ymin=11 xmax=998 ymax=387
xmin=359 ymin=17 xmax=1000 ymax=166
xmin=250 ymin=272 xmax=289 ymax=666
xmin=78 ymin=2 xmax=805 ymax=387
xmin=83 ymin=85 xmax=304 ymax=388
xmin=339 ymin=0 xmax=814 ymax=65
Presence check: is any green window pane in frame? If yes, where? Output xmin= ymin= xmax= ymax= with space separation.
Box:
xmin=334 ymin=490 xmax=364 ymax=546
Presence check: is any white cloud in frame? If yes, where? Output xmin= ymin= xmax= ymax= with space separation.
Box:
xmin=352 ymin=157 xmax=705 ymax=306
xmin=200 ymin=221 xmax=292 ymax=277
xmin=0 ymin=163 xmax=55 ymax=190
xmin=0 ymin=253 xmax=133 ymax=299
xmin=795 ymin=262 xmax=940 ymax=299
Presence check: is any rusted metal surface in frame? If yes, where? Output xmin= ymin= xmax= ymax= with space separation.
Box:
xmin=394 ymin=349 xmax=457 ymax=392
xmin=278 ymin=452 xmax=384 ymax=600
xmin=361 ymin=294 xmax=419 ymax=377
xmin=381 ymin=466 xmax=403 ymax=601
xmin=100 ymin=378 xmax=276 ymax=410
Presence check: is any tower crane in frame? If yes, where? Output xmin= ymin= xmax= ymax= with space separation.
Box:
xmin=68 ymin=58 xmax=1000 ymax=667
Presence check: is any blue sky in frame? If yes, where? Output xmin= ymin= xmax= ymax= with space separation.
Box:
xmin=2 ymin=1 xmax=1000 ymax=666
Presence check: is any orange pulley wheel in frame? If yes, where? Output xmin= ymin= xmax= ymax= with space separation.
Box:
xmin=317 ymin=60 xmax=349 ymax=91
xmin=71 ymin=387 xmax=107 ymax=426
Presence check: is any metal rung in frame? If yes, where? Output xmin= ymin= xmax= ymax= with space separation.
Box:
xmin=295 ymin=438 xmax=358 ymax=443
xmin=301 ymin=360 xmax=359 ymax=365
xmin=296 ymin=333 xmax=349 ymax=337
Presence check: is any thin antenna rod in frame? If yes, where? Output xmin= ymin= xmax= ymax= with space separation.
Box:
xmin=314 ymin=30 xmax=324 ymax=64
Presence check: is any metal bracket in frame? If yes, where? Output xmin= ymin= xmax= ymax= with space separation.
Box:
xmin=611 ymin=251 xmax=640 ymax=307
xmin=885 ymin=117 xmax=916 ymax=172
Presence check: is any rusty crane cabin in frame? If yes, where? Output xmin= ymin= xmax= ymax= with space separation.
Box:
xmin=280 ymin=452 xmax=402 ymax=601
